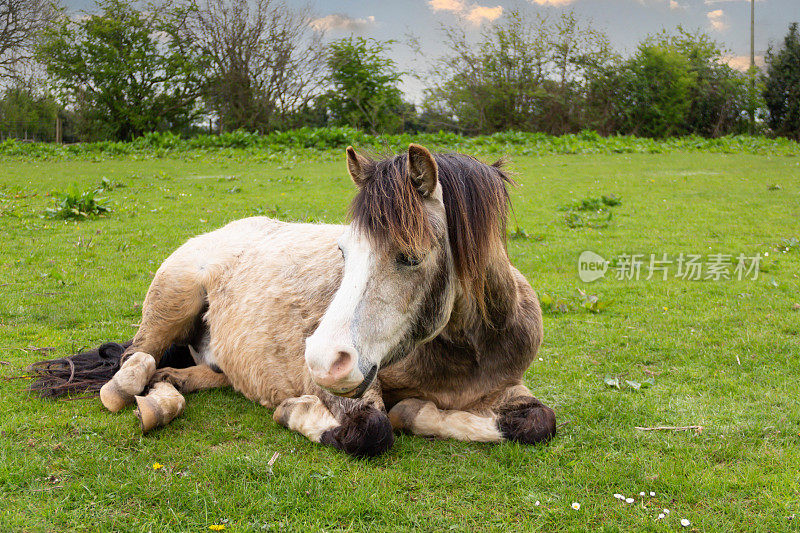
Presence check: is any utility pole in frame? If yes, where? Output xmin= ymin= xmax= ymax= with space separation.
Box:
xmin=749 ymin=0 xmax=755 ymax=133
xmin=750 ymin=0 xmax=755 ymax=69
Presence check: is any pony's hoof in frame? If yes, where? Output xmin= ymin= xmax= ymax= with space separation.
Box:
xmin=320 ymin=406 xmax=394 ymax=458
xmin=99 ymin=381 xmax=130 ymax=413
xmin=134 ymin=381 xmax=185 ymax=433
xmin=497 ymin=400 xmax=556 ymax=444
xmin=273 ymin=395 xmax=314 ymax=427
xmin=100 ymin=352 xmax=156 ymax=412
xmin=387 ymin=398 xmax=426 ymax=432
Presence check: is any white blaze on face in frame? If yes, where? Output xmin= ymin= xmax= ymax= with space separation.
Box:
xmin=304 ymin=227 xmax=373 ymax=393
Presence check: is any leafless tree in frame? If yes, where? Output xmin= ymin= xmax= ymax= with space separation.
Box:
xmin=184 ymin=0 xmax=325 ymax=132
xmin=0 ymin=0 xmax=59 ymax=81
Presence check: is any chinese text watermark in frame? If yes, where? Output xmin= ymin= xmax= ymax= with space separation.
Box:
xmin=578 ymin=251 xmax=761 ymax=282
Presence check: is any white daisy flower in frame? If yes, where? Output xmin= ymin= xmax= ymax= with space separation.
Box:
xmin=681 ymin=518 xmax=691 ymax=527
xmin=649 ymin=491 xmax=655 ymax=497
xmin=664 ymin=509 xmax=670 ymax=514
xmin=535 ymin=501 xmax=540 ymax=506
xmin=614 ymin=493 xmax=623 ymax=500
xmin=572 ymin=502 xmax=581 ymax=511
xmin=639 ymin=492 xmax=646 ymax=496
xmin=658 ymin=513 xmax=665 ymax=520
xmin=625 ymin=497 xmax=634 ymax=504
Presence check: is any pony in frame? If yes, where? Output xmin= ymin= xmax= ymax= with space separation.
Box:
xmin=30 ymin=144 xmax=557 ymax=457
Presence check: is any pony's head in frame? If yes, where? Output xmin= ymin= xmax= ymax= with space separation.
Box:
xmin=304 ymin=144 xmax=513 ymax=397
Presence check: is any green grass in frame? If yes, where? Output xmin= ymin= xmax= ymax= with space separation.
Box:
xmin=1 ymin=146 xmax=799 ymax=531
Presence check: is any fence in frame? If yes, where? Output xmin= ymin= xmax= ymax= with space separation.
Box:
xmin=0 ymin=117 xmax=67 ymax=143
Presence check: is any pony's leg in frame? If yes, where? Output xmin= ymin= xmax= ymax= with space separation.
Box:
xmin=491 ymin=384 xmax=557 ymax=444
xmin=273 ymin=385 xmax=394 ymax=458
xmin=149 ymin=365 xmax=230 ymax=393
xmin=388 ymin=385 xmax=556 ymax=444
xmin=134 ymin=381 xmax=186 ymax=433
xmin=125 ymin=265 xmax=208 ymax=363
xmin=134 ymin=366 xmax=229 ymax=433
xmin=273 ymin=395 xmax=340 ymax=444
xmin=388 ymin=399 xmax=504 ymax=442
xmin=101 ymin=266 xmax=207 ymax=411
xmin=99 ymin=351 xmax=157 ymax=412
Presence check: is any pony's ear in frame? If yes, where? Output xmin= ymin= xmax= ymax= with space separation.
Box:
xmin=408 ymin=143 xmax=438 ymax=197
xmin=346 ymin=146 xmax=370 ymax=187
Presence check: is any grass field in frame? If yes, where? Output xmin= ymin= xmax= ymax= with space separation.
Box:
xmin=1 ymin=145 xmax=799 ymax=531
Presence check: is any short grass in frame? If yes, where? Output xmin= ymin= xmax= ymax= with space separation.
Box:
xmin=1 ymin=148 xmax=799 ymax=532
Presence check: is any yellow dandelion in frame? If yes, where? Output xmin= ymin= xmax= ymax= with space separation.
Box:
xmin=209 ymin=525 xmax=226 ymax=531
xmin=152 ymin=462 xmax=163 ymax=470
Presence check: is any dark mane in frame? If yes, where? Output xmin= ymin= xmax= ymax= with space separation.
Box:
xmin=349 ymin=151 xmax=514 ymax=309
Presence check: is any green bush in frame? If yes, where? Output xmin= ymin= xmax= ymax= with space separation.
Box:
xmin=1 ymin=128 xmax=799 ymax=161
xmin=44 ymin=184 xmax=111 ymax=220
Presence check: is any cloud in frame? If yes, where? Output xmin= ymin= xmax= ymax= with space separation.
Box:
xmin=427 ymin=0 xmax=502 ymax=24
xmin=429 ymin=0 xmax=467 ymax=11
xmin=725 ymin=55 xmax=765 ymax=71
xmin=707 ymin=9 xmax=728 ymax=32
xmin=530 ymin=0 xmax=577 ymax=5
xmin=466 ymin=5 xmax=503 ymax=23
xmin=669 ymin=0 xmax=685 ymax=10
xmin=309 ymin=14 xmax=376 ymax=32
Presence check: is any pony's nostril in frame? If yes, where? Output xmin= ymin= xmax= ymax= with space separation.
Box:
xmin=307 ymin=344 xmax=359 ymax=389
xmin=328 ymin=350 xmax=354 ymax=380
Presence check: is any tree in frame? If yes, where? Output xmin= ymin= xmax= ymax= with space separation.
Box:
xmin=424 ymin=9 xmax=613 ymax=134
xmin=424 ymin=11 xmax=551 ymax=134
xmin=37 ymin=0 xmax=206 ymax=140
xmin=583 ymin=57 xmax=629 ymax=135
xmin=0 ymin=83 xmax=60 ymax=141
xmin=763 ymin=23 xmax=800 ymax=139
xmin=586 ymin=29 xmax=756 ymax=137
xmin=656 ymin=29 xmax=752 ymax=136
xmin=184 ymin=0 xmax=325 ymax=132
xmin=546 ymin=12 xmax=615 ymax=134
xmin=321 ymin=37 xmax=406 ymax=134
xmin=0 ymin=0 xmax=59 ymax=81
xmin=615 ymin=44 xmax=697 ymax=138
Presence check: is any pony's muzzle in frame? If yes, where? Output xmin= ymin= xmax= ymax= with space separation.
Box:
xmin=305 ymin=341 xmax=365 ymax=395
xmin=339 ymin=364 xmax=378 ymax=399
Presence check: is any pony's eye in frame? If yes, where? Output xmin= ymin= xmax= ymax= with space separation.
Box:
xmin=396 ymin=252 xmax=421 ymax=267
xmin=338 ymin=245 xmax=345 ymax=257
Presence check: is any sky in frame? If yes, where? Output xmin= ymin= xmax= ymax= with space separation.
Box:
xmin=63 ymin=0 xmax=800 ymax=102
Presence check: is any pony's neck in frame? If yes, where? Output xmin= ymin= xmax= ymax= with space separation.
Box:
xmin=446 ymin=254 xmax=519 ymax=335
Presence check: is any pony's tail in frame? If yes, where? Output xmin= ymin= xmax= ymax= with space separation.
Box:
xmin=28 ymin=341 xmax=196 ymax=398
xmin=28 ymin=341 xmax=131 ymax=398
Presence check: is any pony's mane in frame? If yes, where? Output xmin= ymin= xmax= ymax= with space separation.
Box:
xmin=349 ymin=151 xmax=514 ymax=308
